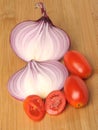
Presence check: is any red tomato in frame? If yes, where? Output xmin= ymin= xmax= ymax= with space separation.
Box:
xmin=45 ymin=90 xmax=66 ymax=115
xmin=64 ymin=75 xmax=89 ymax=108
xmin=64 ymin=50 xmax=92 ymax=78
xmin=23 ymin=95 xmax=45 ymax=121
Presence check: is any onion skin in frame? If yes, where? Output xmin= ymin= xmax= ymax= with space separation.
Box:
xmin=7 ymin=60 xmax=68 ymax=100
xmin=10 ymin=15 xmax=70 ymax=62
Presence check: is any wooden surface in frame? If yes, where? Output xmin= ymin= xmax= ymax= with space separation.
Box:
xmin=0 ymin=0 xmax=98 ymax=130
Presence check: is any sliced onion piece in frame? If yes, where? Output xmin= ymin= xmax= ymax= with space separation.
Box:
xmin=10 ymin=3 xmax=70 ymax=62
xmin=7 ymin=60 xmax=68 ymax=100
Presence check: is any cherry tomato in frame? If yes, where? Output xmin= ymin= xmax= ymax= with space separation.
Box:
xmin=64 ymin=75 xmax=89 ymax=108
xmin=64 ymin=50 xmax=92 ymax=78
xmin=23 ymin=95 xmax=45 ymax=121
xmin=45 ymin=90 xmax=66 ymax=115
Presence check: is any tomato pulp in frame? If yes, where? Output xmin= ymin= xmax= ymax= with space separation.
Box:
xmin=45 ymin=90 xmax=66 ymax=115
xmin=23 ymin=95 xmax=45 ymax=121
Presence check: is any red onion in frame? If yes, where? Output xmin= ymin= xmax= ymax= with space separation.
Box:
xmin=7 ymin=60 xmax=68 ymax=100
xmin=10 ymin=2 xmax=70 ymax=62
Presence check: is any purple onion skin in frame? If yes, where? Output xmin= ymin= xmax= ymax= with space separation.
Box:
xmin=37 ymin=16 xmax=71 ymax=48
xmin=36 ymin=16 xmax=53 ymax=25
xmin=7 ymin=66 xmax=26 ymax=101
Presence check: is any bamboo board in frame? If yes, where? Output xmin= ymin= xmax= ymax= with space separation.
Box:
xmin=0 ymin=0 xmax=98 ymax=130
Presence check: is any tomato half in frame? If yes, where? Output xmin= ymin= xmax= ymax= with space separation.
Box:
xmin=64 ymin=75 xmax=89 ymax=108
xmin=45 ymin=90 xmax=66 ymax=115
xmin=64 ymin=50 xmax=92 ymax=78
xmin=23 ymin=95 xmax=45 ymax=121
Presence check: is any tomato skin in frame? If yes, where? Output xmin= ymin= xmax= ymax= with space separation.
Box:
xmin=64 ymin=75 xmax=89 ymax=108
xmin=64 ymin=50 xmax=92 ymax=78
xmin=45 ymin=90 xmax=66 ymax=115
xmin=23 ymin=95 xmax=45 ymax=121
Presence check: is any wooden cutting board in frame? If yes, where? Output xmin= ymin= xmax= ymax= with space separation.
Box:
xmin=0 ymin=0 xmax=98 ymax=130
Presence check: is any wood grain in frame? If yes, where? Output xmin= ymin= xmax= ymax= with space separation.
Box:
xmin=0 ymin=0 xmax=98 ymax=130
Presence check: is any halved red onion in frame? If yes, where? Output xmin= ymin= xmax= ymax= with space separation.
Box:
xmin=7 ymin=60 xmax=68 ymax=100
xmin=10 ymin=2 xmax=70 ymax=62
